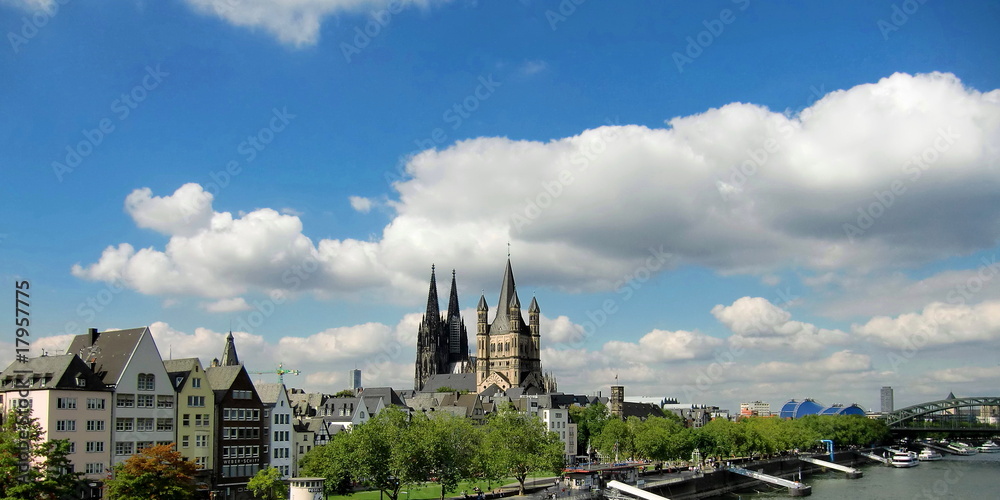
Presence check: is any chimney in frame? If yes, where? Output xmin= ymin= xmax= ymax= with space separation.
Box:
xmin=89 ymin=328 xmax=100 ymax=345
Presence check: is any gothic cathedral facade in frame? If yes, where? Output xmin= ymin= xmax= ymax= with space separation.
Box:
xmin=414 ymin=259 xmax=549 ymax=394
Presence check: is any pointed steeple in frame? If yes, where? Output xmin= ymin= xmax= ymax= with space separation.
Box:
xmin=447 ymin=270 xmax=461 ymax=321
xmin=477 ymin=294 xmax=488 ymax=311
xmin=221 ymin=331 xmax=240 ymax=366
xmin=496 ymin=259 xmax=517 ymax=312
xmin=425 ymin=265 xmax=440 ymax=326
xmin=529 ymin=296 xmax=539 ymax=313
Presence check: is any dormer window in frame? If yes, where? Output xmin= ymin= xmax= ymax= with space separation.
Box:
xmin=76 ymin=377 xmax=86 ymax=387
xmin=138 ymin=373 xmax=155 ymax=391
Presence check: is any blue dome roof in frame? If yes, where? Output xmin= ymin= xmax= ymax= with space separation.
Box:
xmin=779 ymin=399 xmax=824 ymax=419
xmin=819 ymin=404 xmax=865 ymax=416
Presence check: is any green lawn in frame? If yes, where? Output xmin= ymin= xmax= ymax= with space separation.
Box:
xmin=325 ymin=474 xmax=554 ymax=500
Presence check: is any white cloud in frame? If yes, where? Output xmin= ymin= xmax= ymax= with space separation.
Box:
xmin=921 ymin=365 xmax=1000 ymax=385
xmin=202 ymin=297 xmax=252 ymax=313
xmin=180 ymin=0 xmax=446 ymax=47
xmin=852 ymin=300 xmax=1000 ymax=349
xmin=125 ymin=183 xmax=214 ymax=237
xmin=74 ymin=73 xmax=1000 ymax=307
xmin=519 ymin=60 xmax=548 ymax=76
xmin=349 ymin=196 xmax=374 ymax=214
xmin=1 ymin=0 xmax=54 ymax=11
xmin=603 ymin=329 xmax=724 ymax=363
xmin=711 ymin=297 xmax=849 ymax=353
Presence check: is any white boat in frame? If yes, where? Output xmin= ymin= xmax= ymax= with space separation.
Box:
xmin=978 ymin=441 xmax=1000 ymax=453
xmin=947 ymin=443 xmax=977 ymax=456
xmin=918 ymin=449 xmax=943 ymax=461
xmin=890 ymin=449 xmax=920 ymax=468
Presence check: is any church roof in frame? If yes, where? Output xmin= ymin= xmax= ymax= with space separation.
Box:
xmin=529 ymin=296 xmax=539 ymax=313
xmin=477 ymin=294 xmax=488 ymax=311
xmin=221 ymin=332 xmax=240 ymax=366
xmin=491 ymin=259 xmax=525 ymax=333
xmin=425 ymin=265 xmax=440 ymax=326
xmin=447 ymin=270 xmax=461 ymax=321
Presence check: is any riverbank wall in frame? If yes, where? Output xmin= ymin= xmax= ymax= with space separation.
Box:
xmin=645 ymin=451 xmax=873 ymax=500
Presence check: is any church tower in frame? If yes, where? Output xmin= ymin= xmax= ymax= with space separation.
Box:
xmin=414 ymin=265 xmax=442 ymax=391
xmin=414 ymin=266 xmax=473 ymax=391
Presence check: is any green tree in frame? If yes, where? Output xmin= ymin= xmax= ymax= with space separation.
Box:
xmin=482 ymin=405 xmax=564 ymax=495
xmin=349 ymin=408 xmax=426 ymax=500
xmin=421 ymin=412 xmax=479 ymax=500
xmin=248 ymin=467 xmax=288 ymax=500
xmin=567 ymin=403 xmax=609 ymax=455
xmin=333 ymin=389 xmax=356 ymax=398
xmin=105 ymin=443 xmax=198 ymax=500
xmin=298 ymin=431 xmax=355 ymax=496
xmin=633 ymin=416 xmax=690 ymax=461
xmin=0 ymin=406 xmax=83 ymax=500
xmin=591 ymin=417 xmax=635 ymax=461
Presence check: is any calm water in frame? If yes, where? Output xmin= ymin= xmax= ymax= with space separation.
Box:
xmin=710 ymin=453 xmax=1000 ymax=500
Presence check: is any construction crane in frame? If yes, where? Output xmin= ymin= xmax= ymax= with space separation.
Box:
xmin=249 ymin=363 xmax=301 ymax=385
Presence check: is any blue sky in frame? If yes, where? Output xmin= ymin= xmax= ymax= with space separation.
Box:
xmin=3 ymin=0 xmax=1000 ymax=413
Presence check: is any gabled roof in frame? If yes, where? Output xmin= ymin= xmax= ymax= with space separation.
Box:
xmin=1 ymin=354 xmax=107 ymax=391
xmin=65 ymin=327 xmax=147 ymax=386
xmin=163 ymin=358 xmax=200 ymax=390
xmin=205 ymin=365 xmax=244 ymax=400
xmin=253 ymin=382 xmax=288 ymax=405
xmin=357 ymin=386 xmax=406 ymax=406
xmin=421 ymin=373 xmax=475 ymax=393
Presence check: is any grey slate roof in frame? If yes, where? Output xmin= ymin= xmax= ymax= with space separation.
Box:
xmin=163 ymin=358 xmax=200 ymax=390
xmin=65 ymin=327 xmax=147 ymax=386
xmin=421 ymin=373 xmax=476 ymax=393
xmin=1 ymin=354 xmax=107 ymax=391
xmin=491 ymin=259 xmax=526 ymax=334
xmin=253 ymin=382 xmax=286 ymax=405
xmin=205 ymin=365 xmax=243 ymax=401
xmin=356 ymin=386 xmax=405 ymax=406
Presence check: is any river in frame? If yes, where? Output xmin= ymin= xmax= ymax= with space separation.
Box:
xmin=708 ymin=452 xmax=1000 ymax=499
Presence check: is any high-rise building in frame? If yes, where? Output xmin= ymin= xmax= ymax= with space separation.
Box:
xmin=350 ymin=369 xmax=362 ymax=391
xmin=881 ymin=386 xmax=894 ymax=413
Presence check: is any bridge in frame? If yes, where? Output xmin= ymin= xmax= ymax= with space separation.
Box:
xmin=883 ymin=396 xmax=1000 ymax=433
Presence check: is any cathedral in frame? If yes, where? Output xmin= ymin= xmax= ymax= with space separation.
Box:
xmin=414 ymin=259 xmax=553 ymax=394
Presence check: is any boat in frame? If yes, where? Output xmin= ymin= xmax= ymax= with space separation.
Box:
xmin=890 ymin=449 xmax=920 ymax=468
xmin=946 ymin=443 xmax=977 ymax=456
xmin=918 ymin=449 xmax=943 ymax=461
xmin=978 ymin=441 xmax=1000 ymax=453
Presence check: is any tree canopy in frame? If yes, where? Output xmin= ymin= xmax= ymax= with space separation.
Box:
xmin=104 ymin=443 xmax=198 ymax=500
xmin=0 ymin=406 xmax=82 ymax=500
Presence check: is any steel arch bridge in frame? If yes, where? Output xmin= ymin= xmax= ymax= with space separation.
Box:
xmin=884 ymin=396 xmax=1000 ymax=427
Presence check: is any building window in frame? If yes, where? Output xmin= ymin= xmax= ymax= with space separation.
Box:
xmin=136 ymin=418 xmax=154 ymax=432
xmin=196 ymin=435 xmax=208 ymax=448
xmin=195 ymin=457 xmax=207 ymax=469
xmin=67 ymin=442 xmax=76 ymax=454
xmin=156 ymin=418 xmax=174 ymax=432
xmin=86 ymin=398 xmax=105 ymax=410
xmin=136 ymin=441 xmax=154 ymax=452
xmin=195 ymin=414 xmax=208 ymax=426
xmin=85 ymin=463 xmax=105 ymax=474
xmin=86 ymin=441 xmax=104 ymax=453
xmin=137 ymin=373 xmax=155 ymax=391
xmin=57 ymin=397 xmax=77 ymax=409
xmin=116 ymin=418 xmax=134 ymax=432
xmin=157 ymin=395 xmax=174 ymax=408
xmin=187 ymin=395 xmax=205 ymax=407
xmin=181 ymin=435 xmax=190 ymax=448
xmin=137 ymin=395 xmax=154 ymax=408
xmin=115 ymin=442 xmax=134 ymax=456
xmin=192 ymin=377 xmax=201 ymax=388
xmin=86 ymin=420 xmax=105 ymax=432
xmin=117 ymin=394 xmax=134 ymax=408
xmin=182 ymin=414 xmax=190 ymax=426
xmin=56 ymin=420 xmax=76 ymax=432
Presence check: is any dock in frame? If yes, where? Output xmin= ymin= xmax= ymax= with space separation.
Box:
xmin=799 ymin=456 xmax=863 ymax=478
xmin=919 ymin=442 xmax=960 ymax=455
xmin=607 ymin=480 xmax=671 ymax=500
xmin=857 ymin=450 xmax=890 ymax=465
xmin=725 ymin=466 xmax=812 ymax=497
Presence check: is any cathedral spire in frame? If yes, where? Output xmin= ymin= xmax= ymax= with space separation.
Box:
xmin=447 ymin=269 xmax=461 ymax=321
xmin=221 ymin=331 xmax=240 ymax=366
xmin=425 ymin=265 xmax=440 ymax=326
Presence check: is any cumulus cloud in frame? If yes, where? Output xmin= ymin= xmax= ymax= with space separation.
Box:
xmin=125 ymin=183 xmax=214 ymax=236
xmin=852 ymin=300 xmax=1000 ymax=349
xmin=202 ymin=297 xmax=252 ymax=313
xmin=74 ymin=73 xmax=1000 ymax=307
xmin=603 ymin=329 xmax=724 ymax=363
xmin=180 ymin=0 xmax=445 ymax=47
xmin=712 ymin=297 xmax=849 ymax=352
xmin=349 ymin=196 xmax=374 ymax=214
